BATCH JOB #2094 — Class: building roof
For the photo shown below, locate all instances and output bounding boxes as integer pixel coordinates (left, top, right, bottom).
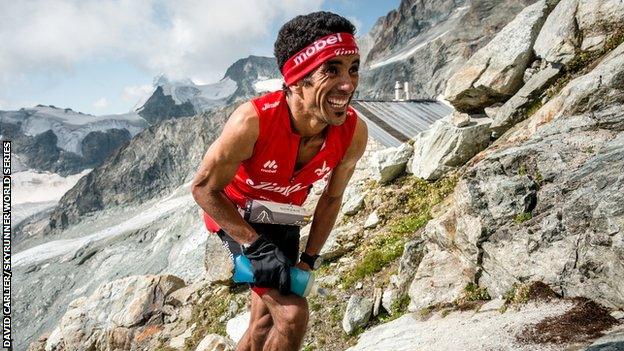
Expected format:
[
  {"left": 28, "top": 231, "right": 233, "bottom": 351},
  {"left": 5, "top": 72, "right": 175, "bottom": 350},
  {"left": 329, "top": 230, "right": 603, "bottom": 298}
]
[{"left": 351, "top": 100, "right": 453, "bottom": 147}]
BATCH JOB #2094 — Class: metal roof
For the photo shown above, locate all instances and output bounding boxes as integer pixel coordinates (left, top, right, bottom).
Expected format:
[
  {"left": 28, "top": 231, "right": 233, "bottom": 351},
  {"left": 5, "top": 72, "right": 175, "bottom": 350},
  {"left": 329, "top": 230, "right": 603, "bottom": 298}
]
[{"left": 351, "top": 100, "right": 453, "bottom": 147}]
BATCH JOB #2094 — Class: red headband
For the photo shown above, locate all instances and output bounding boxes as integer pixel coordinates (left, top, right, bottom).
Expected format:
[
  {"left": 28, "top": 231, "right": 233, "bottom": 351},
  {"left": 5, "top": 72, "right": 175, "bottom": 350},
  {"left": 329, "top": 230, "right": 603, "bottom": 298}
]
[{"left": 281, "top": 32, "right": 359, "bottom": 86}]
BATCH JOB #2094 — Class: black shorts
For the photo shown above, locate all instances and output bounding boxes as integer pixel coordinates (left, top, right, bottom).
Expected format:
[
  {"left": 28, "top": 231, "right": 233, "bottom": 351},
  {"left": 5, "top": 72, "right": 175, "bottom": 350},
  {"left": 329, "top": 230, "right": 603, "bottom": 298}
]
[{"left": 215, "top": 222, "right": 301, "bottom": 265}]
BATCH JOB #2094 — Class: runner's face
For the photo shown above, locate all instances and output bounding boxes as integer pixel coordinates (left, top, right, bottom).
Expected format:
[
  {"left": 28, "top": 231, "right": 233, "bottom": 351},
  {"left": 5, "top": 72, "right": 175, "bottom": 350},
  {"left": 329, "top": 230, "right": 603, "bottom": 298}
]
[{"left": 300, "top": 54, "right": 359, "bottom": 126}]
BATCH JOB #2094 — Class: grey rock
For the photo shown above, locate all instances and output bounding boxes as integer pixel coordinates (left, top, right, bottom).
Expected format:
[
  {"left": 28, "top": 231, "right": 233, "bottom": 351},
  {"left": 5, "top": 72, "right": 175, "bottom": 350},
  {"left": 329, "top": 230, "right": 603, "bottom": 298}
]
[
  {"left": 204, "top": 233, "right": 235, "bottom": 283},
  {"left": 444, "top": 0, "right": 550, "bottom": 112},
  {"left": 170, "top": 323, "right": 196, "bottom": 349},
  {"left": 226, "top": 311, "right": 250, "bottom": 344},
  {"left": 320, "top": 226, "right": 356, "bottom": 260},
  {"left": 451, "top": 111, "right": 471, "bottom": 127},
  {"left": 576, "top": 0, "right": 624, "bottom": 42},
  {"left": 484, "top": 104, "right": 503, "bottom": 119},
  {"left": 370, "top": 143, "right": 414, "bottom": 184},
  {"left": 410, "top": 116, "right": 491, "bottom": 180},
  {"left": 491, "top": 66, "right": 561, "bottom": 133},
  {"left": 373, "top": 288, "right": 383, "bottom": 317},
  {"left": 381, "top": 289, "right": 397, "bottom": 315},
  {"left": 582, "top": 35, "right": 607, "bottom": 51},
  {"left": 427, "top": 43, "right": 624, "bottom": 309},
  {"left": 611, "top": 311, "right": 624, "bottom": 320},
  {"left": 342, "top": 295, "right": 374, "bottom": 334},
  {"left": 533, "top": 0, "right": 580, "bottom": 64},
  {"left": 408, "top": 246, "right": 475, "bottom": 311},
  {"left": 364, "top": 211, "right": 380, "bottom": 229},
  {"left": 44, "top": 274, "right": 185, "bottom": 351},
  {"left": 343, "top": 193, "right": 365, "bottom": 216},
  {"left": 195, "top": 334, "right": 235, "bottom": 351},
  {"left": 583, "top": 327, "right": 624, "bottom": 351},
  {"left": 478, "top": 298, "right": 506, "bottom": 313}
]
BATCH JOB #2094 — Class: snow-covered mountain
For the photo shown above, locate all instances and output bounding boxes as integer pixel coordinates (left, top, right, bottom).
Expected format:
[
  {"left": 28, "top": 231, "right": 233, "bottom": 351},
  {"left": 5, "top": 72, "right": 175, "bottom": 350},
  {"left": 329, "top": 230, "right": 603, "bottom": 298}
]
[
  {"left": 1, "top": 105, "right": 148, "bottom": 176},
  {"left": 137, "top": 55, "right": 282, "bottom": 124}
]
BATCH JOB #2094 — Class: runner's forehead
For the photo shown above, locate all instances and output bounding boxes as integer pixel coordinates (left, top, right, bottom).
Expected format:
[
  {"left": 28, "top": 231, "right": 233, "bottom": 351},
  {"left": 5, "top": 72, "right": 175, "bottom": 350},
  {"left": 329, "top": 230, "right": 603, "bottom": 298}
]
[{"left": 324, "top": 54, "right": 361, "bottom": 66}]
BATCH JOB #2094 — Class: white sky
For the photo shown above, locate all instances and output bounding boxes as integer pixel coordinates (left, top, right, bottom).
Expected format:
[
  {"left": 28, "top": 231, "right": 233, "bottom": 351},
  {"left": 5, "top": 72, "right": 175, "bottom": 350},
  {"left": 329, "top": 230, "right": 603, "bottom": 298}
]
[{"left": 0, "top": 0, "right": 399, "bottom": 115}]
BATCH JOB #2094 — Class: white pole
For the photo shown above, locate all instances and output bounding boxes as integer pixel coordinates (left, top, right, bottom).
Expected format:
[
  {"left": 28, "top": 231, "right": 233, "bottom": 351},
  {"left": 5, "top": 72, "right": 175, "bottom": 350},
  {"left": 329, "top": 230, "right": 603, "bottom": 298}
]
[
  {"left": 404, "top": 82, "right": 410, "bottom": 100},
  {"left": 394, "top": 81, "right": 402, "bottom": 101}
]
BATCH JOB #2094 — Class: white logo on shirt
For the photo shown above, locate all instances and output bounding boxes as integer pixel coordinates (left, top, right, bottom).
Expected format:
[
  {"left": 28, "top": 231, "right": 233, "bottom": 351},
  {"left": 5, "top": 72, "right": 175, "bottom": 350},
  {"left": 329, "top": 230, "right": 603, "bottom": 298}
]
[
  {"left": 261, "top": 101, "right": 280, "bottom": 111},
  {"left": 261, "top": 160, "right": 278, "bottom": 173},
  {"left": 314, "top": 161, "right": 331, "bottom": 177},
  {"left": 245, "top": 179, "right": 306, "bottom": 197}
]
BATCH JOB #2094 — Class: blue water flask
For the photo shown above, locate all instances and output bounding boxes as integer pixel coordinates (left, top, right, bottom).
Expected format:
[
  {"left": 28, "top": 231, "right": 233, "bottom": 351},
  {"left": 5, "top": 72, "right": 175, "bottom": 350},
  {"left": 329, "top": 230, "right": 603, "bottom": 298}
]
[{"left": 232, "top": 254, "right": 315, "bottom": 297}]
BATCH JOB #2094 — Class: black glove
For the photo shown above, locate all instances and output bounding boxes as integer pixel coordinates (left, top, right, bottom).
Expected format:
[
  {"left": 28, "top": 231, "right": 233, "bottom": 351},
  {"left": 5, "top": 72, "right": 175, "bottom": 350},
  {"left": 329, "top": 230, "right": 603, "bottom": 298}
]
[{"left": 243, "top": 236, "right": 292, "bottom": 295}]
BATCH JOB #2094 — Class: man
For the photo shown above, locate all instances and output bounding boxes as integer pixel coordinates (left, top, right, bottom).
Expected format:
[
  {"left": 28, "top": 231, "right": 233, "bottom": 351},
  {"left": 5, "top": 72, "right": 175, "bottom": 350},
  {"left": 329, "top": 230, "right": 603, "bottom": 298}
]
[{"left": 191, "top": 11, "right": 367, "bottom": 351}]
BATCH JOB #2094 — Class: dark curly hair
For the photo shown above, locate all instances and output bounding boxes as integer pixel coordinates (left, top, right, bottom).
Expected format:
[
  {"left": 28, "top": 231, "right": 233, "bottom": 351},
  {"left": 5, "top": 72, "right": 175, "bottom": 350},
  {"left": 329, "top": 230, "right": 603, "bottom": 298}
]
[{"left": 274, "top": 11, "right": 356, "bottom": 89}]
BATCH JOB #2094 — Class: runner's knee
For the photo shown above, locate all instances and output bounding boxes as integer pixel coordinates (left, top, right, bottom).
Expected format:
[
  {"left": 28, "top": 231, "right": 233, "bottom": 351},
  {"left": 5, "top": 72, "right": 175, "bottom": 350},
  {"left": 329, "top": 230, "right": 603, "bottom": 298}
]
[{"left": 274, "top": 302, "right": 309, "bottom": 336}]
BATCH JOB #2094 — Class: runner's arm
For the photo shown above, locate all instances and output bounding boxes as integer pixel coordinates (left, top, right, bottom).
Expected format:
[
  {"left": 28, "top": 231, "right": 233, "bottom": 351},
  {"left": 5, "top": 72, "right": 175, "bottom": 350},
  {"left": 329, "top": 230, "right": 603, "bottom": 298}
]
[
  {"left": 303, "top": 117, "right": 368, "bottom": 260},
  {"left": 191, "top": 102, "right": 261, "bottom": 245}
]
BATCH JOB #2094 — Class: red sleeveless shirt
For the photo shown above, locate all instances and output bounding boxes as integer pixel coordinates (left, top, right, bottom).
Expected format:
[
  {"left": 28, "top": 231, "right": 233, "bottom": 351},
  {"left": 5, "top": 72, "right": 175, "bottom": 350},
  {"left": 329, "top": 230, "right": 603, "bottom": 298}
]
[{"left": 203, "top": 90, "right": 358, "bottom": 232}]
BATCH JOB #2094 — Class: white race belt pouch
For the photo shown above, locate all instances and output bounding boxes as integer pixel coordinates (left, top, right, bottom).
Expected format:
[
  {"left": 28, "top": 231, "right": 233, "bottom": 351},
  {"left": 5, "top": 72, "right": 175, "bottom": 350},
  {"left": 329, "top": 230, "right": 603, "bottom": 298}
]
[{"left": 243, "top": 199, "right": 312, "bottom": 226}]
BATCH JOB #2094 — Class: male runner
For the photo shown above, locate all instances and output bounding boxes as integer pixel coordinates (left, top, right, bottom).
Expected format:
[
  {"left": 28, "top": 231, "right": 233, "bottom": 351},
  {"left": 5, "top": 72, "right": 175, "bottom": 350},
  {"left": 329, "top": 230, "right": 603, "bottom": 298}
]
[{"left": 191, "top": 11, "right": 367, "bottom": 351}]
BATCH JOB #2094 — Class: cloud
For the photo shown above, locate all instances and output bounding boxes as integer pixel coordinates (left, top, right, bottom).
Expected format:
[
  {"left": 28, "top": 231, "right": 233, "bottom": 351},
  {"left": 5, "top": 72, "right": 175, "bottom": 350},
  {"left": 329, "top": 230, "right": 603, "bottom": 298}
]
[
  {"left": 347, "top": 16, "right": 363, "bottom": 35},
  {"left": 93, "top": 97, "right": 108, "bottom": 109},
  {"left": 0, "top": 0, "right": 324, "bottom": 88},
  {"left": 122, "top": 84, "right": 153, "bottom": 110}
]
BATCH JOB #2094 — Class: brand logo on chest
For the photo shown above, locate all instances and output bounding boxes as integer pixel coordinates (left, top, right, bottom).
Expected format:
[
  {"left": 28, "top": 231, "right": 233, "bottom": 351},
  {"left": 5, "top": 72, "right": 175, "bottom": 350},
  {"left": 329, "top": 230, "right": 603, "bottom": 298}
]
[
  {"left": 314, "top": 160, "right": 331, "bottom": 177},
  {"left": 261, "top": 160, "right": 278, "bottom": 173}
]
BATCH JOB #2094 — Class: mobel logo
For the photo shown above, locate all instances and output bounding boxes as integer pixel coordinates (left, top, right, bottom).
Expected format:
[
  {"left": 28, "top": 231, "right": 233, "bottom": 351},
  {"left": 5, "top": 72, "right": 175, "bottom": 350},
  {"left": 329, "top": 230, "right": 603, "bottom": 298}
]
[{"left": 293, "top": 33, "right": 344, "bottom": 66}]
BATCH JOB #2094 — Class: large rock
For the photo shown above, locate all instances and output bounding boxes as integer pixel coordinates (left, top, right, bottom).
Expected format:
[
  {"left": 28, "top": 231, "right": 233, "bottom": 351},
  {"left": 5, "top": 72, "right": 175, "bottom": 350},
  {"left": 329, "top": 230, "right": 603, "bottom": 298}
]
[
  {"left": 407, "top": 246, "right": 475, "bottom": 311},
  {"left": 408, "top": 116, "right": 491, "bottom": 180},
  {"left": 44, "top": 274, "right": 185, "bottom": 351},
  {"left": 226, "top": 311, "right": 250, "bottom": 344},
  {"left": 416, "top": 43, "right": 624, "bottom": 310},
  {"left": 491, "top": 66, "right": 561, "bottom": 133},
  {"left": 342, "top": 295, "right": 374, "bottom": 334},
  {"left": 533, "top": 0, "right": 579, "bottom": 64},
  {"left": 444, "top": 0, "right": 551, "bottom": 112},
  {"left": 346, "top": 300, "right": 580, "bottom": 351},
  {"left": 195, "top": 334, "right": 235, "bottom": 351},
  {"left": 576, "top": 0, "right": 624, "bottom": 50},
  {"left": 370, "top": 143, "right": 414, "bottom": 184},
  {"left": 203, "top": 231, "right": 235, "bottom": 283}
]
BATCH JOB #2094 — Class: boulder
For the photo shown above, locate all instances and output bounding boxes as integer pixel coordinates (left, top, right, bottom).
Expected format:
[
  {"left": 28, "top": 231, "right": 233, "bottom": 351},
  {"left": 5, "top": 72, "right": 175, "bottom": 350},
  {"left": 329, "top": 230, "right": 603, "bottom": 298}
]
[
  {"left": 444, "top": 0, "right": 551, "bottom": 112},
  {"left": 490, "top": 66, "right": 561, "bottom": 134},
  {"left": 432, "top": 43, "right": 624, "bottom": 309},
  {"left": 343, "top": 193, "right": 365, "bottom": 216},
  {"left": 169, "top": 323, "right": 196, "bottom": 349},
  {"left": 320, "top": 226, "right": 359, "bottom": 260},
  {"left": 451, "top": 111, "right": 471, "bottom": 127},
  {"left": 342, "top": 295, "right": 374, "bottom": 334},
  {"left": 370, "top": 143, "right": 414, "bottom": 184},
  {"left": 226, "top": 311, "right": 250, "bottom": 344},
  {"left": 204, "top": 231, "right": 236, "bottom": 283},
  {"left": 363, "top": 211, "right": 380, "bottom": 229},
  {"left": 407, "top": 246, "right": 475, "bottom": 311},
  {"left": 409, "top": 116, "right": 491, "bottom": 180},
  {"left": 576, "top": 0, "right": 624, "bottom": 49},
  {"left": 195, "top": 334, "right": 235, "bottom": 351},
  {"left": 533, "top": 0, "right": 580, "bottom": 64},
  {"left": 45, "top": 274, "right": 185, "bottom": 350}
]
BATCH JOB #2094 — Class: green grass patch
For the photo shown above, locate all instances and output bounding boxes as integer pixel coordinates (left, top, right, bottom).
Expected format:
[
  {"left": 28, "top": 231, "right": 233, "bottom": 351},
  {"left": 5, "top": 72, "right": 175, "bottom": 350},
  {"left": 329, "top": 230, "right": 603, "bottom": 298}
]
[
  {"left": 389, "top": 214, "right": 430, "bottom": 235},
  {"left": 515, "top": 212, "right": 533, "bottom": 224},
  {"left": 184, "top": 286, "right": 234, "bottom": 350},
  {"left": 341, "top": 233, "right": 406, "bottom": 288},
  {"left": 462, "top": 283, "right": 491, "bottom": 302}
]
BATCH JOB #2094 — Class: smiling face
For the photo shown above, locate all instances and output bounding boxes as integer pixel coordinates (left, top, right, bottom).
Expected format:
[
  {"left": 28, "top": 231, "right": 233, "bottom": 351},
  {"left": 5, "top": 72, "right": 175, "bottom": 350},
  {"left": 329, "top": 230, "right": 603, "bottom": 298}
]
[{"left": 297, "top": 54, "right": 360, "bottom": 126}]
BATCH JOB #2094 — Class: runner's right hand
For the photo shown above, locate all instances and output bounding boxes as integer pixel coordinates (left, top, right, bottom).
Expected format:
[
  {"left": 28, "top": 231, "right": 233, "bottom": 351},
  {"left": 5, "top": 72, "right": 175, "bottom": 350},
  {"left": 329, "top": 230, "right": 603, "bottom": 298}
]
[{"left": 243, "top": 236, "right": 292, "bottom": 295}]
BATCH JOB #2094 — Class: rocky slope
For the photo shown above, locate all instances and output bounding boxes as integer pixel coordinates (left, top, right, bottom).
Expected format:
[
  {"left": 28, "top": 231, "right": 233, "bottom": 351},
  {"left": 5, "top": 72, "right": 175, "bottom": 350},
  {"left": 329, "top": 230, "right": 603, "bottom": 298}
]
[{"left": 357, "top": 0, "right": 537, "bottom": 100}]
